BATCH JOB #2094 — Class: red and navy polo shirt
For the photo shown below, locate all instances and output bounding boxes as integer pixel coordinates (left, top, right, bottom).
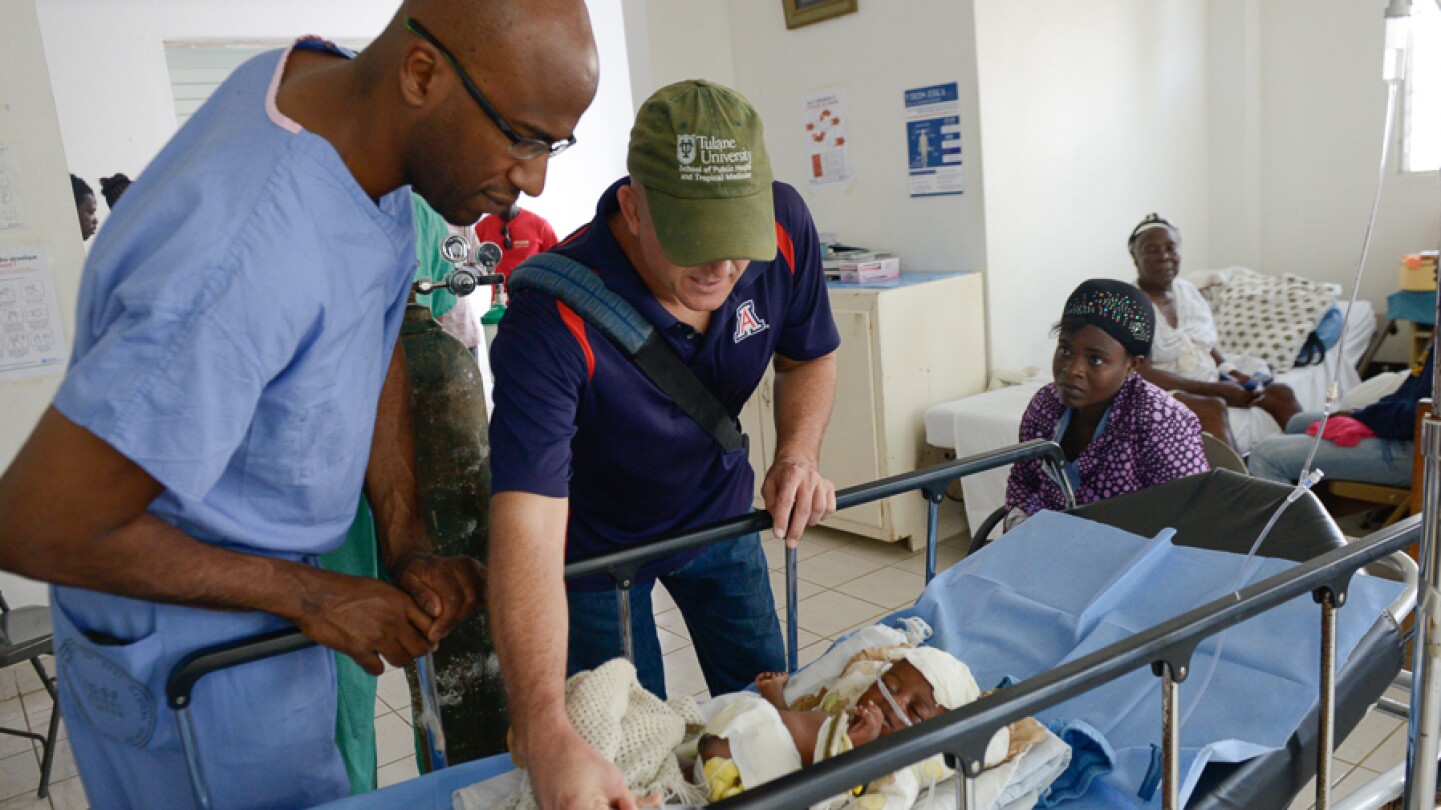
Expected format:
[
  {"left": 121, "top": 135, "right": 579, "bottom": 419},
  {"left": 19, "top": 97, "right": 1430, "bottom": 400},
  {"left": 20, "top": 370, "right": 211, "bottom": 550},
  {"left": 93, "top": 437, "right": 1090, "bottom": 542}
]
[{"left": 488, "top": 178, "right": 841, "bottom": 587}]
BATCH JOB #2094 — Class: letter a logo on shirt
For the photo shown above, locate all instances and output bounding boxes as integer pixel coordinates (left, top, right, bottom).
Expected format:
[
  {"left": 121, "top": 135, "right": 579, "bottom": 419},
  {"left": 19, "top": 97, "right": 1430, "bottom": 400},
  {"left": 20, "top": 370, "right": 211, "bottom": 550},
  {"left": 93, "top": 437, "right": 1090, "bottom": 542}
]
[{"left": 733, "top": 300, "right": 769, "bottom": 344}]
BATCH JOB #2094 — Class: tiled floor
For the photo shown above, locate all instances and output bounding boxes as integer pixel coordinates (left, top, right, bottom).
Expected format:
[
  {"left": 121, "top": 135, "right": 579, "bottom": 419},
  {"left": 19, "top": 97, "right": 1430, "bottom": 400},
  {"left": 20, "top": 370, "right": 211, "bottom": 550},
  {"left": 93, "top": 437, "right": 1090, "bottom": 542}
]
[
  {"left": 0, "top": 658, "right": 86, "bottom": 810},
  {"left": 0, "top": 525, "right": 1425, "bottom": 807}
]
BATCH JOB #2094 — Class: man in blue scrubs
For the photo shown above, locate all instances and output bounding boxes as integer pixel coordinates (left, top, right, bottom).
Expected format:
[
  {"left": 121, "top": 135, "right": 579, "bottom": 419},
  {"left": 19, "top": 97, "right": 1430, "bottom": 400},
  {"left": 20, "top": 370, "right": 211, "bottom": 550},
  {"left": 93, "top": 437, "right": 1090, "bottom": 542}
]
[
  {"left": 0, "top": 1, "right": 598, "bottom": 806},
  {"left": 488, "top": 80, "right": 841, "bottom": 810}
]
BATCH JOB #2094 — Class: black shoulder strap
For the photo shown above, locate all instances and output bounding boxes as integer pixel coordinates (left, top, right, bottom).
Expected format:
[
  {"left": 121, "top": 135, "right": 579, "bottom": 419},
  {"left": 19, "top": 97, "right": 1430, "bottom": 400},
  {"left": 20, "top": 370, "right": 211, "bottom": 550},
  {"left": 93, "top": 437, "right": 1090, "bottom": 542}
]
[
  {"left": 509, "top": 253, "right": 747, "bottom": 453},
  {"left": 1298, "top": 332, "right": 1327, "bottom": 367}
]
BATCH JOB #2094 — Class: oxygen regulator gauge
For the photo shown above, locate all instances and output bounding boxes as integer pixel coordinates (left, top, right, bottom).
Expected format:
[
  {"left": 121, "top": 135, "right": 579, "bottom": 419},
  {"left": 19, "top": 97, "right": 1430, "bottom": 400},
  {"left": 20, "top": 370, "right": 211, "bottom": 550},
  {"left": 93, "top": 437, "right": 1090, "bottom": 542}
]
[
  {"left": 473, "top": 241, "right": 503, "bottom": 271},
  {"left": 413, "top": 236, "right": 507, "bottom": 298},
  {"left": 440, "top": 234, "right": 471, "bottom": 265}
]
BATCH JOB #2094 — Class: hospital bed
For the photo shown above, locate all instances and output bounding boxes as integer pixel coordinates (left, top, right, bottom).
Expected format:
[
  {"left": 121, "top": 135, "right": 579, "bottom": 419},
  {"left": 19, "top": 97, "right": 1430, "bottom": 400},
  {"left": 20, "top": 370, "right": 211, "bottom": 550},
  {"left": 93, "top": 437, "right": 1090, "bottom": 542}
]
[
  {"left": 926, "top": 299, "right": 1378, "bottom": 531},
  {"left": 164, "top": 440, "right": 1419, "bottom": 809}
]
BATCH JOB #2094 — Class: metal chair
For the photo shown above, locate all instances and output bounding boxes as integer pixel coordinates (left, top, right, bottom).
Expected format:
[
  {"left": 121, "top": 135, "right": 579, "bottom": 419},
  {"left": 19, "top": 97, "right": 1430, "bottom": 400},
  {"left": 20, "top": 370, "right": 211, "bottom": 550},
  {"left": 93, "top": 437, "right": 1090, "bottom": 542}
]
[
  {"left": 0, "top": 592, "right": 60, "bottom": 799},
  {"left": 1201, "top": 431, "right": 1250, "bottom": 475},
  {"left": 967, "top": 505, "right": 1008, "bottom": 555}
]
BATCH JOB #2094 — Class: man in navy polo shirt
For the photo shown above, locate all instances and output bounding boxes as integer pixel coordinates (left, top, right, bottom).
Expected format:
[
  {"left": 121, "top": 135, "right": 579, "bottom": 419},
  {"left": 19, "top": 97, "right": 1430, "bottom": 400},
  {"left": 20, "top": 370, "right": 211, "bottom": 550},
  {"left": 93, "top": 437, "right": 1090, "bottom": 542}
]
[{"left": 488, "top": 80, "right": 840, "bottom": 808}]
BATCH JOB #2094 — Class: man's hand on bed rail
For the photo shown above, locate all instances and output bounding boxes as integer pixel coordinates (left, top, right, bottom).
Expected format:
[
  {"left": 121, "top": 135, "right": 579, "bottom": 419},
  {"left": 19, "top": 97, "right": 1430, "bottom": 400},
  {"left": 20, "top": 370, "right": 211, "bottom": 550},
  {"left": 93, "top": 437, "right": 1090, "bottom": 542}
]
[
  {"left": 762, "top": 456, "right": 837, "bottom": 547},
  {"left": 767, "top": 352, "right": 837, "bottom": 546}
]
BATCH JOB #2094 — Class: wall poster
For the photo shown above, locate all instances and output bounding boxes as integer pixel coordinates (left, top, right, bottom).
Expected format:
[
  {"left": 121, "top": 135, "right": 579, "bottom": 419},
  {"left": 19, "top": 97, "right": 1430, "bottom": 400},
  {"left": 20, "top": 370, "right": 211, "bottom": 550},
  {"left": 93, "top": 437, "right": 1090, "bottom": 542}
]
[
  {"left": 905, "top": 82, "right": 964, "bottom": 197},
  {"left": 0, "top": 245, "right": 67, "bottom": 381},
  {"left": 801, "top": 87, "right": 851, "bottom": 190}
]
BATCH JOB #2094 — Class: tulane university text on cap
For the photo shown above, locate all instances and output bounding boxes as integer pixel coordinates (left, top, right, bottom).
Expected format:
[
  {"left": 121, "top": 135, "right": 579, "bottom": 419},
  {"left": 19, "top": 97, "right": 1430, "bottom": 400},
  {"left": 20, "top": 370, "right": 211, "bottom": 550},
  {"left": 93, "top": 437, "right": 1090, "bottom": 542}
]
[{"left": 627, "top": 79, "right": 776, "bottom": 266}]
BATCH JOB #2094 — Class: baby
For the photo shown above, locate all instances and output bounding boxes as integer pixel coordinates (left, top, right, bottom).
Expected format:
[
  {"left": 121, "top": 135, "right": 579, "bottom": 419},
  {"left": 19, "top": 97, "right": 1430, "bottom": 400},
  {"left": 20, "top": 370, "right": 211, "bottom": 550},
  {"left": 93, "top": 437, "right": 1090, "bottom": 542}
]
[{"left": 696, "top": 646, "right": 998, "bottom": 802}]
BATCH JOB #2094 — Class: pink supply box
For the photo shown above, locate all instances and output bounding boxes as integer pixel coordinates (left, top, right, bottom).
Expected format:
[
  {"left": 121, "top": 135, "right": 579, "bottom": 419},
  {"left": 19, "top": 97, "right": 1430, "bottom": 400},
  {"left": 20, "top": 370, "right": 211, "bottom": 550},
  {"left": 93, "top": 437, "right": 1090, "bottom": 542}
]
[{"left": 838, "top": 255, "right": 900, "bottom": 283}]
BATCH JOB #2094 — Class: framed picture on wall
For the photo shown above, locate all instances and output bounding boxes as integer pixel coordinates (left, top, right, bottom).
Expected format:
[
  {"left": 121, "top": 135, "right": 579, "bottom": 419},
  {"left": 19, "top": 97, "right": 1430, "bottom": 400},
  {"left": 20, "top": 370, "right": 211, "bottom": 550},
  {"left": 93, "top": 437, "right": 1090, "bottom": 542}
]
[{"left": 783, "top": 0, "right": 857, "bottom": 30}]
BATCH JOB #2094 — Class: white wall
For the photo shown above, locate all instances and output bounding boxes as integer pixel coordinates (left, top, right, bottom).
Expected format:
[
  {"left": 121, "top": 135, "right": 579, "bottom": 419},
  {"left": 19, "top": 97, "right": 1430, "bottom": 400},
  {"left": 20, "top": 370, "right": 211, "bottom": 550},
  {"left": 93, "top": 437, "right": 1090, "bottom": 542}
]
[
  {"left": 629, "top": 3, "right": 1427, "bottom": 375},
  {"left": 37, "top": 0, "right": 633, "bottom": 238},
  {"left": 623, "top": 0, "right": 984, "bottom": 284},
  {"left": 631, "top": 1, "right": 1215, "bottom": 373},
  {"left": 0, "top": 0, "right": 89, "bottom": 607},
  {"left": 1206, "top": 0, "right": 1264, "bottom": 270},
  {"left": 541, "top": 0, "right": 635, "bottom": 234},
  {"left": 620, "top": 0, "right": 736, "bottom": 108},
  {"left": 719, "top": 0, "right": 987, "bottom": 281},
  {"left": 975, "top": 0, "right": 1212, "bottom": 370},
  {"left": 1210, "top": 0, "right": 1440, "bottom": 363}
]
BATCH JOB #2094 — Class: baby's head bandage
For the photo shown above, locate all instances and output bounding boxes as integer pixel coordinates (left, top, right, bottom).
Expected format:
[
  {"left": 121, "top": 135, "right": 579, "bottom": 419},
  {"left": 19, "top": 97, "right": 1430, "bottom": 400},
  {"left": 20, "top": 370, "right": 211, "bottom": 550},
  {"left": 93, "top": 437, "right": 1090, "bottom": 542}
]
[{"left": 894, "top": 647, "right": 980, "bottom": 711}]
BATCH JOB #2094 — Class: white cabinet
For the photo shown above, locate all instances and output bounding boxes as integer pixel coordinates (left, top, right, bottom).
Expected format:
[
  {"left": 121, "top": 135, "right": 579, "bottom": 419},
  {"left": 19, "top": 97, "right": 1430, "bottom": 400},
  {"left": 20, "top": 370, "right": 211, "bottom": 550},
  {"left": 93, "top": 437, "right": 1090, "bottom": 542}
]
[{"left": 741, "top": 271, "right": 987, "bottom": 548}]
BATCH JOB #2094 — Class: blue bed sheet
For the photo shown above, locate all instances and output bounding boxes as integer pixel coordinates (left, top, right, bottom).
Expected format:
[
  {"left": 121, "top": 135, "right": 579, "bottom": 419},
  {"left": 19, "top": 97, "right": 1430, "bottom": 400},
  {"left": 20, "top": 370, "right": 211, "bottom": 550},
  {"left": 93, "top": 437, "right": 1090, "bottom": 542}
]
[
  {"left": 314, "top": 753, "right": 514, "bottom": 809},
  {"left": 890, "top": 510, "right": 1402, "bottom": 807},
  {"left": 322, "top": 510, "right": 1401, "bottom": 809}
]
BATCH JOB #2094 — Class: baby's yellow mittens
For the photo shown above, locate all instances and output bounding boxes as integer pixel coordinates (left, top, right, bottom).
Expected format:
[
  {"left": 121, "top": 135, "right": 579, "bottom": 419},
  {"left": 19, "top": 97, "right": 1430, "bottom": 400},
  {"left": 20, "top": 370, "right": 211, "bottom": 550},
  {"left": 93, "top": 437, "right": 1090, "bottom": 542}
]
[{"left": 703, "top": 757, "right": 744, "bottom": 801}]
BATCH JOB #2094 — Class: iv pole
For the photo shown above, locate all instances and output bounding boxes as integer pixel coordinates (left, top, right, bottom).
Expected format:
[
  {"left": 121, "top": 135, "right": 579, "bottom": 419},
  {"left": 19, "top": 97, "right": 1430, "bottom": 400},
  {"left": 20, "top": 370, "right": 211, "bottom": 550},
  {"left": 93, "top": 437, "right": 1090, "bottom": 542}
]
[{"left": 1403, "top": 0, "right": 1441, "bottom": 800}]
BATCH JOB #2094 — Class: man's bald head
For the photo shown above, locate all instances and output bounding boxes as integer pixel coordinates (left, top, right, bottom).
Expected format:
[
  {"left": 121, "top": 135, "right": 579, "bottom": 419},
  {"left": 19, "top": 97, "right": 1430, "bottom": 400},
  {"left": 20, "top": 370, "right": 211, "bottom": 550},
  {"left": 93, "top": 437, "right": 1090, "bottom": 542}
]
[
  {"left": 361, "top": 0, "right": 600, "bottom": 224},
  {"left": 396, "top": 0, "right": 597, "bottom": 92}
]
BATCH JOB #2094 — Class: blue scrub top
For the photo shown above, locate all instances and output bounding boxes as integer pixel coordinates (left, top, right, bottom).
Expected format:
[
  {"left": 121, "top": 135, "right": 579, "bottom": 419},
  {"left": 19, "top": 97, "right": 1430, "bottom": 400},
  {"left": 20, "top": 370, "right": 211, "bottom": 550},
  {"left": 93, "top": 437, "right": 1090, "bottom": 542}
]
[{"left": 54, "top": 41, "right": 415, "bottom": 570}]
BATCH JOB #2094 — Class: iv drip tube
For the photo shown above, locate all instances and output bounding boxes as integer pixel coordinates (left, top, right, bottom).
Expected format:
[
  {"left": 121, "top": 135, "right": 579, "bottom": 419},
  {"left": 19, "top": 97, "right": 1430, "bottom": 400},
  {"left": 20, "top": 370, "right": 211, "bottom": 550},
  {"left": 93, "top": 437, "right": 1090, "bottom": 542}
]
[{"left": 1178, "top": 15, "right": 1409, "bottom": 737}]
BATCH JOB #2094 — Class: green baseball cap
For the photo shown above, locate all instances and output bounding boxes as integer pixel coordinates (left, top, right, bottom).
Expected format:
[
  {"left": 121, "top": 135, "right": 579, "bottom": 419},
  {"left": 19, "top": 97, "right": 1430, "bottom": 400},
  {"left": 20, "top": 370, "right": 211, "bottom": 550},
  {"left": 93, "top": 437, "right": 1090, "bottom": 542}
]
[{"left": 627, "top": 80, "right": 776, "bottom": 266}]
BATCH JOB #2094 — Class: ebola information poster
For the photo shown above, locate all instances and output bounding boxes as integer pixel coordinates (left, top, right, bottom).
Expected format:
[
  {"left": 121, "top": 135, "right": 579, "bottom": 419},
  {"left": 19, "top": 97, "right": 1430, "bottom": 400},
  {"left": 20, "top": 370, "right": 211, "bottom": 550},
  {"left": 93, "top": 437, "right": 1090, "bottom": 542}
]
[
  {"left": 905, "top": 82, "right": 964, "bottom": 197},
  {"left": 801, "top": 88, "right": 851, "bottom": 190},
  {"left": 0, "top": 245, "right": 67, "bottom": 381}
]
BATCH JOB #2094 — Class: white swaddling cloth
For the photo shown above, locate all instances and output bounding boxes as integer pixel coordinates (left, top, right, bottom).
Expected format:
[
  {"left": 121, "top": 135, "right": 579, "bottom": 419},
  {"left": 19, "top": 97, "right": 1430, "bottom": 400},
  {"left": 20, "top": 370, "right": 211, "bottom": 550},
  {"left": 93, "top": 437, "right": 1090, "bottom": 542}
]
[
  {"left": 455, "top": 658, "right": 705, "bottom": 810},
  {"left": 456, "top": 620, "right": 1068, "bottom": 809},
  {"left": 700, "top": 692, "right": 804, "bottom": 790}
]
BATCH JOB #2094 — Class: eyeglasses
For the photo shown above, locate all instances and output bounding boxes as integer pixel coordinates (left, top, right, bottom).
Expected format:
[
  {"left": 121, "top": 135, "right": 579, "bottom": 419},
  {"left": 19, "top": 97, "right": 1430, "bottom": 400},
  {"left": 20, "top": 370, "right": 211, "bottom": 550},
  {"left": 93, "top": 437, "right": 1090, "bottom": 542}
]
[{"left": 405, "top": 18, "right": 576, "bottom": 160}]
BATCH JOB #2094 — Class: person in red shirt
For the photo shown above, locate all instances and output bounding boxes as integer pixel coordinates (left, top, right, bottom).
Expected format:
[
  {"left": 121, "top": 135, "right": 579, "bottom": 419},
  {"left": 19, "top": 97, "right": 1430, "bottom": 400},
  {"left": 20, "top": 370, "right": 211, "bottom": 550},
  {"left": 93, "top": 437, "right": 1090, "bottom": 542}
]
[{"left": 474, "top": 203, "right": 559, "bottom": 284}]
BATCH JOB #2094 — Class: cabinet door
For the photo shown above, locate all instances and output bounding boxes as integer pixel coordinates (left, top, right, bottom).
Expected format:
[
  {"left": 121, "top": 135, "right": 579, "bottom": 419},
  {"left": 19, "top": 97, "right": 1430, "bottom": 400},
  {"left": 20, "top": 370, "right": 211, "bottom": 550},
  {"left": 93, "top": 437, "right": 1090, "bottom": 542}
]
[{"left": 819, "top": 308, "right": 888, "bottom": 535}]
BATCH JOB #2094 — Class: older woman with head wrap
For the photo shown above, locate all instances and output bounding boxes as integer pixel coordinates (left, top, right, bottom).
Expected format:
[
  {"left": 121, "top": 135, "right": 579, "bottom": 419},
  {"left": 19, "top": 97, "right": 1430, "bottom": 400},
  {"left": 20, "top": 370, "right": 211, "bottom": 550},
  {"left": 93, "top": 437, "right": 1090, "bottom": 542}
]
[
  {"left": 1005, "top": 279, "right": 1209, "bottom": 524},
  {"left": 1128, "top": 213, "right": 1302, "bottom": 449}
]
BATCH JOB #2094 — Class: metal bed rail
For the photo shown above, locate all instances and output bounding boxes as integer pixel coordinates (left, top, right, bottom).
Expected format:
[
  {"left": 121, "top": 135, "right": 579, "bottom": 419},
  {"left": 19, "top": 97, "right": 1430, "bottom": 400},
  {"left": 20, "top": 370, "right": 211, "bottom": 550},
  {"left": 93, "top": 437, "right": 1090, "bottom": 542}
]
[
  {"left": 1329, "top": 553, "right": 1422, "bottom": 807},
  {"left": 163, "top": 439, "right": 1073, "bottom": 807},
  {"left": 563, "top": 438, "right": 1073, "bottom": 671},
  {"left": 708, "top": 515, "right": 1423, "bottom": 810}
]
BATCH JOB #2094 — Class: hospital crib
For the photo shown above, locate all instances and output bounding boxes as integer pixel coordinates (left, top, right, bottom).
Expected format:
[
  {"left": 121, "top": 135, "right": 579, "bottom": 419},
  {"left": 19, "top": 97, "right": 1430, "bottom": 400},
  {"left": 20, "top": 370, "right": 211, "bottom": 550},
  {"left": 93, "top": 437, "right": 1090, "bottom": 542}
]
[{"left": 164, "top": 440, "right": 1423, "bottom": 809}]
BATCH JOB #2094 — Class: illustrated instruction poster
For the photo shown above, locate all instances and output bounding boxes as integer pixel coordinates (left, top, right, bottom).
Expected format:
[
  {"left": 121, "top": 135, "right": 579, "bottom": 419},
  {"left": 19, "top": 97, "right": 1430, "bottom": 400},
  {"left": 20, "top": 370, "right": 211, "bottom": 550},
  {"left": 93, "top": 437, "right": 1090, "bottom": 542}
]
[
  {"left": 905, "top": 82, "right": 964, "bottom": 197},
  {"left": 801, "top": 88, "right": 851, "bottom": 190},
  {"left": 0, "top": 245, "right": 67, "bottom": 381}
]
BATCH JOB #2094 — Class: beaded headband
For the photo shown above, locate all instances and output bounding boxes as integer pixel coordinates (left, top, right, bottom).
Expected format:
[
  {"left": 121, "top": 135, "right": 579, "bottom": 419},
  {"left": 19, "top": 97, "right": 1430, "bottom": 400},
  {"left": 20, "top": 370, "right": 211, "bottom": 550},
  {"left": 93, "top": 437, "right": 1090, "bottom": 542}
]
[{"left": 1061, "top": 279, "right": 1155, "bottom": 357}]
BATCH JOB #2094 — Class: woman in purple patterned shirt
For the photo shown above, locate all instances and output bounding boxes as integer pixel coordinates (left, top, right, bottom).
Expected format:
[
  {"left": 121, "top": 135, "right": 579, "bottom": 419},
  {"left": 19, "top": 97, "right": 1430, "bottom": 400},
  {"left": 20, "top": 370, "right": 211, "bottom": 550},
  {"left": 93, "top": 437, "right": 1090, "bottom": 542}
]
[{"left": 1005, "top": 279, "right": 1210, "bottom": 524}]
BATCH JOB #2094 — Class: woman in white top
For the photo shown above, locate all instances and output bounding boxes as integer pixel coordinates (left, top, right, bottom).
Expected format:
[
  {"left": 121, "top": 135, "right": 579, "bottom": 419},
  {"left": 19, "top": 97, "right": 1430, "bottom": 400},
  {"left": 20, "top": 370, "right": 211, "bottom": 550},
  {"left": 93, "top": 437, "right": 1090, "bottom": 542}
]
[{"left": 1130, "top": 214, "right": 1301, "bottom": 450}]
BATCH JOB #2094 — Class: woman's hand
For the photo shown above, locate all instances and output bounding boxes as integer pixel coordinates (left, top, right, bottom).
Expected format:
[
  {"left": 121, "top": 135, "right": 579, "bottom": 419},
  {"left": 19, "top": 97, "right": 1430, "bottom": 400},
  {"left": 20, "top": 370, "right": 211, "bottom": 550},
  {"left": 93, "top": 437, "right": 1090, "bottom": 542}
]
[
  {"left": 1228, "top": 371, "right": 1251, "bottom": 386},
  {"left": 1213, "top": 382, "right": 1262, "bottom": 408}
]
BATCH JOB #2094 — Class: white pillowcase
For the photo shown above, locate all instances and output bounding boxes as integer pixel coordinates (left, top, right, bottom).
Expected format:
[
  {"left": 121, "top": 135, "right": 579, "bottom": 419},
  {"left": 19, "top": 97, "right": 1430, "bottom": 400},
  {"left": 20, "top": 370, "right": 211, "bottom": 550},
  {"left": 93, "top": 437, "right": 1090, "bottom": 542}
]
[{"left": 1203, "top": 267, "right": 1338, "bottom": 375}]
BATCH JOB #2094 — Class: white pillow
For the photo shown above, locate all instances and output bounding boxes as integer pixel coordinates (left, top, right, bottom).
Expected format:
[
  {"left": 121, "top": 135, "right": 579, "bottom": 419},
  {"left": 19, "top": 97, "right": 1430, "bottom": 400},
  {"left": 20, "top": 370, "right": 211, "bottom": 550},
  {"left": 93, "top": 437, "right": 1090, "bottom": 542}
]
[
  {"left": 1339, "top": 370, "right": 1407, "bottom": 411},
  {"left": 1209, "top": 268, "right": 1338, "bottom": 375}
]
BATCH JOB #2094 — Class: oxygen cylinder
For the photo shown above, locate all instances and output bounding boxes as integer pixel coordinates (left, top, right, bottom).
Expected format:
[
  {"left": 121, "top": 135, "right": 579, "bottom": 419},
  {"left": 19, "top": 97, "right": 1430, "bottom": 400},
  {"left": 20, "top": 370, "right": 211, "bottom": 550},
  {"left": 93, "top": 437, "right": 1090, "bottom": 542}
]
[
  {"left": 400, "top": 295, "right": 507, "bottom": 765},
  {"left": 482, "top": 286, "right": 507, "bottom": 347}
]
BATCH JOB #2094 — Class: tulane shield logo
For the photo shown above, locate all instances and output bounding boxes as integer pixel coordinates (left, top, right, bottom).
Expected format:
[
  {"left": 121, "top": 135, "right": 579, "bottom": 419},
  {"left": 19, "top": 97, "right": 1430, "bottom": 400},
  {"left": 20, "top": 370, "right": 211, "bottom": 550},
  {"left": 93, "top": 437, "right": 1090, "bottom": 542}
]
[{"left": 677, "top": 134, "right": 697, "bottom": 165}]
